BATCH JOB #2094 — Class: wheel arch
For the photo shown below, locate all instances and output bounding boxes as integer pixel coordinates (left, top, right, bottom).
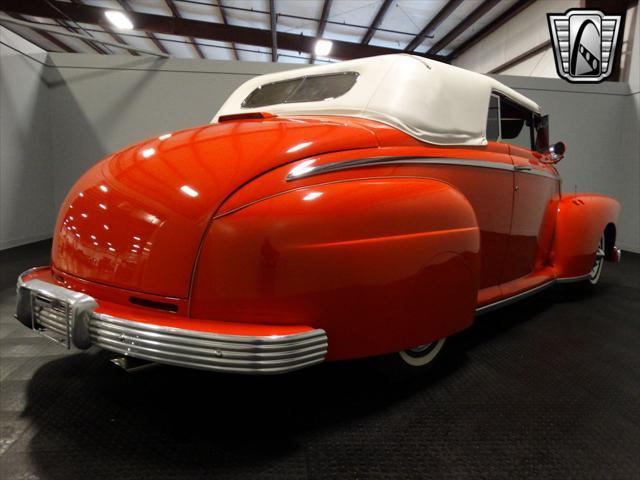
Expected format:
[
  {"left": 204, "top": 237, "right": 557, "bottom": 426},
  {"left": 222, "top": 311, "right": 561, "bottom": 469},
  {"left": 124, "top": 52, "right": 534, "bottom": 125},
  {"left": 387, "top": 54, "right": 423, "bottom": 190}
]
[
  {"left": 191, "top": 175, "right": 482, "bottom": 361},
  {"left": 553, "top": 194, "right": 620, "bottom": 279},
  {"left": 604, "top": 222, "right": 617, "bottom": 257}
]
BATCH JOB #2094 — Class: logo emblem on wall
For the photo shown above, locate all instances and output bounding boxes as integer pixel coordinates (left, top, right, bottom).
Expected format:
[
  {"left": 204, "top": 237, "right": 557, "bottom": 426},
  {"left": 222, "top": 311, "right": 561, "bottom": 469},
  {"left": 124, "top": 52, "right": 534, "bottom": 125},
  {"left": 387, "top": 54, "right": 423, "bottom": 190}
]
[{"left": 547, "top": 9, "right": 621, "bottom": 83}]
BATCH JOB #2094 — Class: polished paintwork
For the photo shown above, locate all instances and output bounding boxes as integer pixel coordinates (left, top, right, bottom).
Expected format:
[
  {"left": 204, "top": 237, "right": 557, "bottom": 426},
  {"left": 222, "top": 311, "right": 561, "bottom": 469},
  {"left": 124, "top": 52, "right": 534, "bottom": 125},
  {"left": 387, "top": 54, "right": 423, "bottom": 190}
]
[
  {"left": 192, "top": 178, "right": 480, "bottom": 360},
  {"left": 52, "top": 117, "right": 378, "bottom": 298},
  {"left": 46, "top": 115, "right": 620, "bottom": 362},
  {"left": 553, "top": 194, "right": 621, "bottom": 278}
]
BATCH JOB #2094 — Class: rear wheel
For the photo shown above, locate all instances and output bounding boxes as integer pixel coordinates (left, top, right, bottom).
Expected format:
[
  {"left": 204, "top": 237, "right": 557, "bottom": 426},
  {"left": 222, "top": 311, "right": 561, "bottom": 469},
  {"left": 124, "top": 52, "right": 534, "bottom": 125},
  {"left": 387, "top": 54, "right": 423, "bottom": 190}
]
[{"left": 399, "top": 338, "right": 447, "bottom": 367}]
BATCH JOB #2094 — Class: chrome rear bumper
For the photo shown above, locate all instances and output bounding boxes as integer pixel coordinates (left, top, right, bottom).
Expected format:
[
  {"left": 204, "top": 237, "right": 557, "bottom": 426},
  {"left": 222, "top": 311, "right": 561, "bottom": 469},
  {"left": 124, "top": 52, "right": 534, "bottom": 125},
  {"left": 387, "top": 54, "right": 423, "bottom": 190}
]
[{"left": 16, "top": 270, "right": 328, "bottom": 374}]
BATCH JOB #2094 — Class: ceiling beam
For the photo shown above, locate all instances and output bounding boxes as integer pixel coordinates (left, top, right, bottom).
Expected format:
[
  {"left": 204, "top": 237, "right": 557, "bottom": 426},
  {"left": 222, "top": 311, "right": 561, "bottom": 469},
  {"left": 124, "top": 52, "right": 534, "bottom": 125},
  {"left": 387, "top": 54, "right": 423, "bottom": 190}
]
[
  {"left": 269, "top": 0, "right": 277, "bottom": 61},
  {"left": 361, "top": 0, "right": 393, "bottom": 45},
  {"left": 218, "top": 0, "right": 238, "bottom": 60},
  {"left": 405, "top": 0, "right": 464, "bottom": 52},
  {"left": 55, "top": 18, "right": 108, "bottom": 54},
  {"left": 427, "top": 0, "right": 500, "bottom": 55},
  {"left": 489, "top": 40, "right": 550, "bottom": 74},
  {"left": 165, "top": 0, "right": 204, "bottom": 59},
  {"left": 7, "top": 12, "right": 75, "bottom": 52},
  {"left": 117, "top": 0, "right": 169, "bottom": 55},
  {"left": 448, "top": 0, "right": 536, "bottom": 60},
  {"left": 310, "top": 0, "right": 333, "bottom": 63},
  {"left": 73, "top": 0, "right": 138, "bottom": 55},
  {"left": 37, "top": 0, "right": 109, "bottom": 53},
  {"left": 0, "top": 0, "right": 447, "bottom": 62},
  {"left": 31, "top": 26, "right": 75, "bottom": 52},
  {"left": 0, "top": 16, "right": 169, "bottom": 56}
]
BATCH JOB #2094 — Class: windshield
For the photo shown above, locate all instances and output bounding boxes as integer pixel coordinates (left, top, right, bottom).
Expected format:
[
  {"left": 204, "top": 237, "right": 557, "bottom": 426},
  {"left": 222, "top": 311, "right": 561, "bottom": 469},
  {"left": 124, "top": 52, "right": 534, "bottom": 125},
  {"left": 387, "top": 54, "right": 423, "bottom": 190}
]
[{"left": 241, "top": 72, "right": 359, "bottom": 109}]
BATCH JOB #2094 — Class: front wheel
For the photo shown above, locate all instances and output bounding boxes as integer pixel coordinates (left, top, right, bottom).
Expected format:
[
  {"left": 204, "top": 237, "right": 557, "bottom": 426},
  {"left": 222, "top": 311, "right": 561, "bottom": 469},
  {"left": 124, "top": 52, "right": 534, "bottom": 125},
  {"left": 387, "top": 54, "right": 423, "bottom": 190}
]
[{"left": 588, "top": 234, "right": 606, "bottom": 285}]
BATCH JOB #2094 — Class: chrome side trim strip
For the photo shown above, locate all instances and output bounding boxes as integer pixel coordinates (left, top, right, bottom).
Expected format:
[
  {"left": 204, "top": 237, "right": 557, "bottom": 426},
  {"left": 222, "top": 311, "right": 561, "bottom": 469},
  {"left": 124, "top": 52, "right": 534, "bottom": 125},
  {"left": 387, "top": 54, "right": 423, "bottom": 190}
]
[
  {"left": 475, "top": 280, "right": 556, "bottom": 315},
  {"left": 516, "top": 167, "right": 560, "bottom": 180},
  {"left": 286, "top": 156, "right": 559, "bottom": 181},
  {"left": 556, "top": 274, "right": 591, "bottom": 283}
]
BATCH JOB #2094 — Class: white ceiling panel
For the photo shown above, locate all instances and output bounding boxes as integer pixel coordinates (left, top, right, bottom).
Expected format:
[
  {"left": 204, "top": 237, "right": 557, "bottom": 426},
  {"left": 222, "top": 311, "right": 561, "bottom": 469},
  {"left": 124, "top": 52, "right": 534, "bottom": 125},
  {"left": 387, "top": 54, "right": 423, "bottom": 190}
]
[
  {"left": 173, "top": 0, "right": 224, "bottom": 23},
  {"left": 222, "top": 0, "right": 270, "bottom": 30},
  {"left": 234, "top": 42, "right": 271, "bottom": 62},
  {"left": 0, "top": 0, "right": 534, "bottom": 64},
  {"left": 446, "top": 0, "right": 518, "bottom": 54},
  {"left": 124, "top": 0, "right": 173, "bottom": 17},
  {"left": 198, "top": 41, "right": 236, "bottom": 61},
  {"left": 276, "top": 0, "right": 322, "bottom": 36},
  {"left": 323, "top": 0, "right": 379, "bottom": 43},
  {"left": 153, "top": 32, "right": 200, "bottom": 58},
  {"left": 21, "top": 15, "right": 98, "bottom": 53},
  {"left": 277, "top": 48, "right": 311, "bottom": 64}
]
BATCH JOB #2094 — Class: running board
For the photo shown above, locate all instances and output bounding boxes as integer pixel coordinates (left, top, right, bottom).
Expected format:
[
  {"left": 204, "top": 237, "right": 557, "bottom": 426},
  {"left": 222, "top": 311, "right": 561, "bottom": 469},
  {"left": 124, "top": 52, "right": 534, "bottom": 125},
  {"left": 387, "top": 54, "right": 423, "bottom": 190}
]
[{"left": 475, "top": 280, "right": 556, "bottom": 316}]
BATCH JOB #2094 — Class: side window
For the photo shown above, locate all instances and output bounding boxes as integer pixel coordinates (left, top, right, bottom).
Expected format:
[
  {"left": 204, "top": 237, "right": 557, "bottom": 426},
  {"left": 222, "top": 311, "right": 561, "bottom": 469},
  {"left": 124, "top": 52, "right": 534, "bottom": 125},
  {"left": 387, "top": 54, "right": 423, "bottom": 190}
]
[
  {"left": 499, "top": 97, "right": 534, "bottom": 150},
  {"left": 533, "top": 114, "right": 549, "bottom": 152},
  {"left": 486, "top": 95, "right": 500, "bottom": 141}
]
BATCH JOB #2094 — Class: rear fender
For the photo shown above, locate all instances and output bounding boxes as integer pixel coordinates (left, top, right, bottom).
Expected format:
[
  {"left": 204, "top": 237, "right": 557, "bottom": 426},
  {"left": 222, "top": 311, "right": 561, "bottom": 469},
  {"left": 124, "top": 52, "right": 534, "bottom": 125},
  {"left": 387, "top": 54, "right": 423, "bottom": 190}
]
[
  {"left": 191, "top": 177, "right": 481, "bottom": 361},
  {"left": 553, "top": 194, "right": 620, "bottom": 279}
]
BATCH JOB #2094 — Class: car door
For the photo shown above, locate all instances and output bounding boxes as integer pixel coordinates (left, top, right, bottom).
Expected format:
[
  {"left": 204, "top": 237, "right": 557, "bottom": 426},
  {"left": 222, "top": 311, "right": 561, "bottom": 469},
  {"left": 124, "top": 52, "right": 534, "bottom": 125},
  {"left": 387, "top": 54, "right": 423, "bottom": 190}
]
[{"left": 498, "top": 97, "right": 560, "bottom": 294}]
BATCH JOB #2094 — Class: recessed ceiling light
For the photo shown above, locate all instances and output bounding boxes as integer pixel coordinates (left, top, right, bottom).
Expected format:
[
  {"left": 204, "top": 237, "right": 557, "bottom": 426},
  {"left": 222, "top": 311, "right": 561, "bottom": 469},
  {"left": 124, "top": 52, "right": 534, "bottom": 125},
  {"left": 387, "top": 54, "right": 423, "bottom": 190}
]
[
  {"left": 314, "top": 39, "right": 333, "bottom": 57},
  {"left": 105, "top": 10, "right": 133, "bottom": 30}
]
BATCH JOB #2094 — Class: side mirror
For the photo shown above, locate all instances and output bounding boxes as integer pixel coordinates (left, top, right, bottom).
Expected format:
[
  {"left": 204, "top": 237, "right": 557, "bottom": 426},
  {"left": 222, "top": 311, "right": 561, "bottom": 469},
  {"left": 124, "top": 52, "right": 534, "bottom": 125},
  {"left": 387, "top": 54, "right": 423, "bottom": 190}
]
[{"left": 543, "top": 141, "right": 566, "bottom": 164}]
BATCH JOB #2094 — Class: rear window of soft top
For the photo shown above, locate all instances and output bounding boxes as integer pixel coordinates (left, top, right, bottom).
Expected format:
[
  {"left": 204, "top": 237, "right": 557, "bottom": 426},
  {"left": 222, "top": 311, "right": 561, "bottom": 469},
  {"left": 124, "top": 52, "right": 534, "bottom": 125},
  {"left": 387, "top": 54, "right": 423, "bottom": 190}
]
[{"left": 241, "top": 72, "right": 359, "bottom": 109}]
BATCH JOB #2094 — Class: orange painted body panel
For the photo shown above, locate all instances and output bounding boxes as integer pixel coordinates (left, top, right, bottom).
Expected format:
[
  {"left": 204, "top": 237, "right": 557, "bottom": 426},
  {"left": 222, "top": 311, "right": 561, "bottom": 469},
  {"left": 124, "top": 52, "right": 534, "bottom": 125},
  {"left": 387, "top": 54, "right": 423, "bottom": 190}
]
[
  {"left": 191, "top": 178, "right": 480, "bottom": 360},
  {"left": 21, "top": 268, "right": 313, "bottom": 337},
  {"left": 501, "top": 145, "right": 560, "bottom": 297},
  {"left": 552, "top": 194, "right": 620, "bottom": 278},
  {"left": 40, "top": 115, "right": 620, "bottom": 362},
  {"left": 52, "top": 117, "right": 378, "bottom": 298}
]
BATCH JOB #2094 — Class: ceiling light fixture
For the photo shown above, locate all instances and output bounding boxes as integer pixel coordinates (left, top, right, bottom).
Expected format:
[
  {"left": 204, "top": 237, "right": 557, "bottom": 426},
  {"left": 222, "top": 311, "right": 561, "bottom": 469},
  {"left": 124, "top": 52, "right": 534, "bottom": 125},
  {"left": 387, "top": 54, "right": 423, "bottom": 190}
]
[
  {"left": 314, "top": 39, "right": 333, "bottom": 57},
  {"left": 105, "top": 10, "right": 134, "bottom": 30}
]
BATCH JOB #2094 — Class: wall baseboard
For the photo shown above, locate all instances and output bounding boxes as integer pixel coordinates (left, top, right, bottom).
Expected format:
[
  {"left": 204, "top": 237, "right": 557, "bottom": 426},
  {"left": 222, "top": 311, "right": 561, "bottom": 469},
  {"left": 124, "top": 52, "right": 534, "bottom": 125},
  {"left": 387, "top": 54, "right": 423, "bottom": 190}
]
[
  {"left": 0, "top": 233, "right": 53, "bottom": 251},
  {"left": 619, "top": 243, "right": 640, "bottom": 254}
]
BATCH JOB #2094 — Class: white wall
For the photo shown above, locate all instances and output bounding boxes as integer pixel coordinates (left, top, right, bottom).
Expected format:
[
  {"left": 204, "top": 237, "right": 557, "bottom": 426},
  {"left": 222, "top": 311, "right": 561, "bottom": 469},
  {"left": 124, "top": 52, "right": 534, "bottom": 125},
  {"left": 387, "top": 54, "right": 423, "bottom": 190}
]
[
  {"left": 493, "top": 75, "right": 639, "bottom": 252},
  {"left": 43, "top": 54, "right": 296, "bottom": 208},
  {"left": 0, "top": 27, "right": 54, "bottom": 250},
  {"left": 0, "top": 46, "right": 638, "bottom": 252},
  {"left": 453, "top": 0, "right": 639, "bottom": 82}
]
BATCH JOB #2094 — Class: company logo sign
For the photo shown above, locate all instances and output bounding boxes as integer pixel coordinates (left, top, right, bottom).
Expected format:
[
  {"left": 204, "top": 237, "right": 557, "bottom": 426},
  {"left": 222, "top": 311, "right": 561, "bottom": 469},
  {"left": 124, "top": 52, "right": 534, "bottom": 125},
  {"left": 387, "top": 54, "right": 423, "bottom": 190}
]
[{"left": 547, "top": 9, "right": 621, "bottom": 83}]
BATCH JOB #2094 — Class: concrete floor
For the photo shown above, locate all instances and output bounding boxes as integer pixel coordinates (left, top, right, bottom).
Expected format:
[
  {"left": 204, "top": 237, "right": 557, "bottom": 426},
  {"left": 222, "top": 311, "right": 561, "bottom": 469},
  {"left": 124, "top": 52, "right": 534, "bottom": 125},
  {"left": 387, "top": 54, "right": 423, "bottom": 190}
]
[{"left": 1, "top": 240, "right": 639, "bottom": 479}]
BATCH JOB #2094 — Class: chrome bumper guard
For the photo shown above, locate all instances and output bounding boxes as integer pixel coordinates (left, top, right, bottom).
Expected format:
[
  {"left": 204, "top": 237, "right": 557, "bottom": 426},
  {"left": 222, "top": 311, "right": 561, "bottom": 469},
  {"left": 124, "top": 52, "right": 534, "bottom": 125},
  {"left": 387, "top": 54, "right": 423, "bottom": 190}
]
[{"left": 16, "top": 270, "right": 328, "bottom": 374}]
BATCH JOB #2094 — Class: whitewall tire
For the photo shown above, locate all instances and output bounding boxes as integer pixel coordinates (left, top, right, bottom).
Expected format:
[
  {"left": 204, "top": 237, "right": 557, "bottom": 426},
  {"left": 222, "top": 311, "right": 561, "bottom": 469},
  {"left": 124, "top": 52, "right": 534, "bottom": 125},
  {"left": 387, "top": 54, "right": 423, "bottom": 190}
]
[
  {"left": 399, "top": 338, "right": 447, "bottom": 367},
  {"left": 588, "top": 234, "right": 606, "bottom": 285}
]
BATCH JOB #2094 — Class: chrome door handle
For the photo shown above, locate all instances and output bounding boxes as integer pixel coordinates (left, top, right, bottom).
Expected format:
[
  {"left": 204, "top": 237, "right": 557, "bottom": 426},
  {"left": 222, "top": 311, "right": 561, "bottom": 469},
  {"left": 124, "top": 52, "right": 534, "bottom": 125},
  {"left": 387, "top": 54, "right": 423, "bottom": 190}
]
[{"left": 514, "top": 165, "right": 532, "bottom": 171}]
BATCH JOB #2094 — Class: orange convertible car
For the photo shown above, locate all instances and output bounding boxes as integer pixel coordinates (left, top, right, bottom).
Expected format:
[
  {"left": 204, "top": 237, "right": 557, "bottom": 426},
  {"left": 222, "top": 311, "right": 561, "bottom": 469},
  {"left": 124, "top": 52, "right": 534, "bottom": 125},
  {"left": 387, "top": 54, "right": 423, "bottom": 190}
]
[{"left": 16, "top": 54, "right": 621, "bottom": 373}]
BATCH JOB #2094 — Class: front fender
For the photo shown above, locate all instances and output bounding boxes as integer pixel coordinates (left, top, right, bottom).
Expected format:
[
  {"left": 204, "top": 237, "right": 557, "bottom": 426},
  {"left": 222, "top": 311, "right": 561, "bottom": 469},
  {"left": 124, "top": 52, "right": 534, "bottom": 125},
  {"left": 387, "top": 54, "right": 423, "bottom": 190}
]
[
  {"left": 190, "top": 177, "right": 481, "bottom": 361},
  {"left": 553, "top": 193, "right": 620, "bottom": 279}
]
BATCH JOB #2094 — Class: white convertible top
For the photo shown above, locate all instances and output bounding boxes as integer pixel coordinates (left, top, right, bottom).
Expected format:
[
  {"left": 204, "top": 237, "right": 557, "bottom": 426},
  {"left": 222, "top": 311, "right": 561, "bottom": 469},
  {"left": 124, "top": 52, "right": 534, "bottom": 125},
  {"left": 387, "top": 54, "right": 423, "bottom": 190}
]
[{"left": 212, "top": 54, "right": 541, "bottom": 146}]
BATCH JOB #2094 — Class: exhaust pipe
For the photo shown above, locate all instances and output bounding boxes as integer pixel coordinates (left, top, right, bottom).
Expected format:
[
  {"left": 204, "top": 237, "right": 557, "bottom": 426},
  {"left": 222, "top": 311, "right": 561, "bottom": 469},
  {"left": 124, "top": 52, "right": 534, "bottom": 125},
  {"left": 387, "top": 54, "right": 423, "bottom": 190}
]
[{"left": 110, "top": 356, "right": 159, "bottom": 373}]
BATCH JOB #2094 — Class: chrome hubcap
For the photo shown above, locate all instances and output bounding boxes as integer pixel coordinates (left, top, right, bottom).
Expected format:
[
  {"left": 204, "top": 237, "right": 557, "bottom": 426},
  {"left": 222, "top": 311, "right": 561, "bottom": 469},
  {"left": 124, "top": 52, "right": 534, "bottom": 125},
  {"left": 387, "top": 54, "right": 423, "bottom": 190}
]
[
  {"left": 590, "top": 236, "right": 605, "bottom": 280},
  {"left": 405, "top": 341, "right": 438, "bottom": 358}
]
